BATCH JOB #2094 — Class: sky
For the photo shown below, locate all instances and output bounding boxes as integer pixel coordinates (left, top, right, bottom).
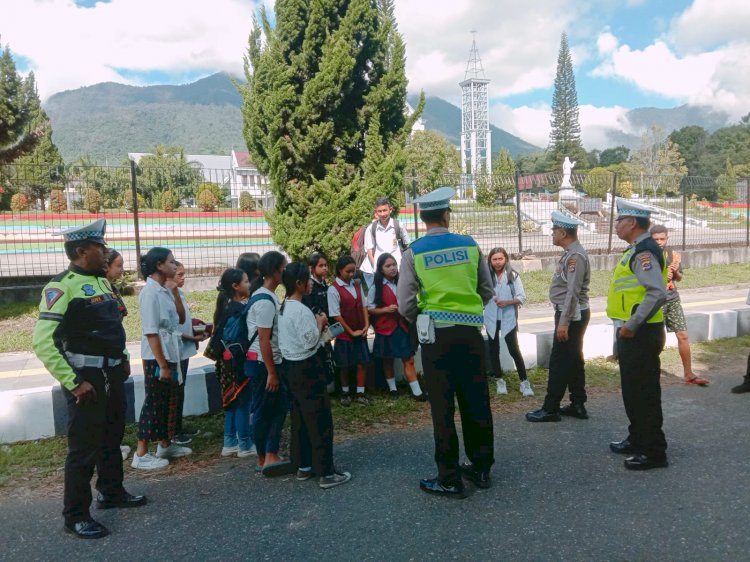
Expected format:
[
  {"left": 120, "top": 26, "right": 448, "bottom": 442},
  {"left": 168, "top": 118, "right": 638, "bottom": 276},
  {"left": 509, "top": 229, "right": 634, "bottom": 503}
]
[{"left": 2, "top": 0, "right": 749, "bottom": 150}]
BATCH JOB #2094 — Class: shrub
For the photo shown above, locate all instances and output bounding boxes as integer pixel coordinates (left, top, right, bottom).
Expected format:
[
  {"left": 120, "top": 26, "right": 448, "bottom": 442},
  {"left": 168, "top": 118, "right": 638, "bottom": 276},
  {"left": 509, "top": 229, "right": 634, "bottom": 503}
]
[
  {"left": 162, "top": 190, "right": 177, "bottom": 212},
  {"left": 582, "top": 168, "right": 612, "bottom": 199},
  {"left": 475, "top": 176, "right": 496, "bottom": 207},
  {"left": 123, "top": 190, "right": 146, "bottom": 211},
  {"left": 84, "top": 189, "right": 102, "bottom": 213},
  {"left": 196, "top": 182, "right": 226, "bottom": 207},
  {"left": 49, "top": 189, "right": 67, "bottom": 212},
  {"left": 10, "top": 192, "right": 29, "bottom": 212},
  {"left": 197, "top": 189, "right": 218, "bottom": 212},
  {"left": 239, "top": 191, "right": 255, "bottom": 212}
]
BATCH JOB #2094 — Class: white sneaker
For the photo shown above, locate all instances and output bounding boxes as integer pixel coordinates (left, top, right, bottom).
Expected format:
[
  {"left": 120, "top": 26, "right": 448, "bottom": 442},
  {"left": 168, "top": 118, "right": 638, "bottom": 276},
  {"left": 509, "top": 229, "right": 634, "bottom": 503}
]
[
  {"left": 520, "top": 379, "right": 535, "bottom": 397},
  {"left": 496, "top": 379, "right": 508, "bottom": 395},
  {"left": 237, "top": 445, "right": 257, "bottom": 458},
  {"left": 120, "top": 445, "right": 131, "bottom": 461},
  {"left": 156, "top": 443, "right": 193, "bottom": 459},
  {"left": 131, "top": 452, "right": 169, "bottom": 470},
  {"left": 221, "top": 445, "right": 240, "bottom": 457}
]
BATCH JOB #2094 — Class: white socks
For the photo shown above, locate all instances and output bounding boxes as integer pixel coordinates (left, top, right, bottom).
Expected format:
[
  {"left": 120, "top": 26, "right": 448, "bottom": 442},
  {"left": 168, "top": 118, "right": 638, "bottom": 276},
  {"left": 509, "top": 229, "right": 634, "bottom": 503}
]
[
  {"left": 409, "top": 380, "right": 423, "bottom": 396},
  {"left": 356, "top": 386, "right": 365, "bottom": 394},
  {"left": 386, "top": 378, "right": 397, "bottom": 391},
  {"left": 341, "top": 385, "right": 350, "bottom": 395}
]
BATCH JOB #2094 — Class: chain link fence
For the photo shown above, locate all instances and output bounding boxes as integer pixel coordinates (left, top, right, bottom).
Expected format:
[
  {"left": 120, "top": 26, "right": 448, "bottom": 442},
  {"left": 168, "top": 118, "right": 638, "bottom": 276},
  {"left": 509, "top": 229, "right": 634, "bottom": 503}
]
[{"left": 1, "top": 162, "right": 748, "bottom": 286}]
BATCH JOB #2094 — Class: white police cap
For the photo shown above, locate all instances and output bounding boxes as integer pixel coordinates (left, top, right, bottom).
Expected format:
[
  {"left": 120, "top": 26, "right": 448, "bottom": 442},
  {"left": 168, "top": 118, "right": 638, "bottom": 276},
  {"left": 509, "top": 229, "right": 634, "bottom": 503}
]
[
  {"left": 616, "top": 199, "right": 652, "bottom": 219},
  {"left": 551, "top": 211, "right": 585, "bottom": 229},
  {"left": 413, "top": 186, "right": 455, "bottom": 210},
  {"left": 53, "top": 218, "right": 107, "bottom": 245}
]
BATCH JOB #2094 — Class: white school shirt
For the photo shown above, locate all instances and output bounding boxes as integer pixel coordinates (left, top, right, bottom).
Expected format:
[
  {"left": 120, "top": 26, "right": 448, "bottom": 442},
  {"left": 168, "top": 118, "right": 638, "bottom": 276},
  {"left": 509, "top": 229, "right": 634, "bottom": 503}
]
[
  {"left": 139, "top": 277, "right": 182, "bottom": 365},
  {"left": 278, "top": 299, "right": 322, "bottom": 361},
  {"left": 366, "top": 279, "right": 399, "bottom": 309},
  {"left": 483, "top": 270, "right": 527, "bottom": 338},
  {"left": 326, "top": 278, "right": 366, "bottom": 317},
  {"left": 360, "top": 218, "right": 411, "bottom": 273},
  {"left": 245, "top": 287, "right": 282, "bottom": 365}
]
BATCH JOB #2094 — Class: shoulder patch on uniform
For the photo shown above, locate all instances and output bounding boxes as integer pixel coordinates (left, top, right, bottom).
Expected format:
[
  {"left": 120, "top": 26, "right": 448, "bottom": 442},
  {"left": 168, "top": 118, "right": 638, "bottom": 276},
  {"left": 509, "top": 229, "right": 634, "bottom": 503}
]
[
  {"left": 567, "top": 258, "right": 577, "bottom": 273},
  {"left": 638, "top": 254, "right": 652, "bottom": 271},
  {"left": 45, "top": 288, "right": 64, "bottom": 309},
  {"left": 81, "top": 283, "right": 96, "bottom": 296}
]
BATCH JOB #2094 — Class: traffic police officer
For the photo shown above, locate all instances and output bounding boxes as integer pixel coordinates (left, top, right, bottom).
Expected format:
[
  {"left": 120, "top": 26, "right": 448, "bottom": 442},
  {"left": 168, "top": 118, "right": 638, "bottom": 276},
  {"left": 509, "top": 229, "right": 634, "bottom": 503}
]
[
  {"left": 32, "top": 219, "right": 146, "bottom": 539},
  {"left": 606, "top": 201, "right": 669, "bottom": 470},
  {"left": 398, "top": 187, "right": 495, "bottom": 498},
  {"left": 527, "top": 212, "right": 591, "bottom": 422}
]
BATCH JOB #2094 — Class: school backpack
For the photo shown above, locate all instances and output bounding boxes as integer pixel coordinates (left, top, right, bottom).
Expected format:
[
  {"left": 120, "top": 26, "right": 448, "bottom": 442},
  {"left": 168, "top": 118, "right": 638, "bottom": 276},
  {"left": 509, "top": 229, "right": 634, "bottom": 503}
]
[
  {"left": 350, "top": 219, "right": 408, "bottom": 269},
  {"left": 210, "top": 292, "right": 276, "bottom": 367}
]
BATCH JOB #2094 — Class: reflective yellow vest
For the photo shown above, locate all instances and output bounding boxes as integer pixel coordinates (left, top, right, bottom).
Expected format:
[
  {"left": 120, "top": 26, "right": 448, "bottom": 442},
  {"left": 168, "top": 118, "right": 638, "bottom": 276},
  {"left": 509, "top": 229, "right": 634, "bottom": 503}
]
[{"left": 606, "top": 245, "right": 667, "bottom": 323}]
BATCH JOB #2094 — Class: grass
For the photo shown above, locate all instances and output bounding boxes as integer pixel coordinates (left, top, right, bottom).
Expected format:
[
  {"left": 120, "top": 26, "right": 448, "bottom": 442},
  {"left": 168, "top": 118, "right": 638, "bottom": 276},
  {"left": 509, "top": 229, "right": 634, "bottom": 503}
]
[
  {"left": 2, "top": 334, "right": 747, "bottom": 493},
  {"left": 2, "top": 262, "right": 749, "bottom": 354}
]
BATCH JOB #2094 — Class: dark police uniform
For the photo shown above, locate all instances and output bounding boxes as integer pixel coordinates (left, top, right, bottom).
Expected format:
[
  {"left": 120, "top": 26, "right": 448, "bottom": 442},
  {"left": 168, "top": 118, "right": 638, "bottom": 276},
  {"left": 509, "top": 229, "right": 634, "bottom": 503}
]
[
  {"left": 543, "top": 214, "right": 591, "bottom": 414},
  {"left": 31, "top": 220, "right": 136, "bottom": 536},
  {"left": 606, "top": 202, "right": 669, "bottom": 468},
  {"left": 398, "top": 187, "right": 495, "bottom": 495}
]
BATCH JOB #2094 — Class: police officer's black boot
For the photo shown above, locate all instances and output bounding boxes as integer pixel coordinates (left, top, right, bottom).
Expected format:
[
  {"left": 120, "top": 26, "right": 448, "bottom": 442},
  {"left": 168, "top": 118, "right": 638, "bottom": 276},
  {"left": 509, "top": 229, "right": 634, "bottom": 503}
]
[
  {"left": 731, "top": 375, "right": 750, "bottom": 394},
  {"left": 559, "top": 402, "right": 588, "bottom": 419}
]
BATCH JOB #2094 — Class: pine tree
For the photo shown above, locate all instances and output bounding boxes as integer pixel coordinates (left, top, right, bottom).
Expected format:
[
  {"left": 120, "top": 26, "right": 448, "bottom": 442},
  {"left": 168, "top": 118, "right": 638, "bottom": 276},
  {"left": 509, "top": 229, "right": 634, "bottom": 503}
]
[
  {"left": 0, "top": 41, "right": 46, "bottom": 164},
  {"left": 547, "top": 32, "right": 586, "bottom": 170},
  {"left": 242, "top": 0, "right": 422, "bottom": 260}
]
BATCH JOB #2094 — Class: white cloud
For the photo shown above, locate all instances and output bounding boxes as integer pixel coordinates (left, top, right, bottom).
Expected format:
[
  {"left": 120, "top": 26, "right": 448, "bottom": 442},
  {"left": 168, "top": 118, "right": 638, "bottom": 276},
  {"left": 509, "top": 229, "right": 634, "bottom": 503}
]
[
  {"left": 670, "top": 0, "right": 750, "bottom": 53},
  {"left": 1, "top": 0, "right": 263, "bottom": 98}
]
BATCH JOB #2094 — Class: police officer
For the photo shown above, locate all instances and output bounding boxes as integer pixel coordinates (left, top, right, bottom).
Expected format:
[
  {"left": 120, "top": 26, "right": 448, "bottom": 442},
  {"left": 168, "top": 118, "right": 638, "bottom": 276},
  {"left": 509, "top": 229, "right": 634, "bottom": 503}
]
[
  {"left": 32, "top": 219, "right": 146, "bottom": 539},
  {"left": 398, "top": 187, "right": 495, "bottom": 498},
  {"left": 527, "top": 212, "right": 591, "bottom": 422},
  {"left": 606, "top": 201, "right": 669, "bottom": 470}
]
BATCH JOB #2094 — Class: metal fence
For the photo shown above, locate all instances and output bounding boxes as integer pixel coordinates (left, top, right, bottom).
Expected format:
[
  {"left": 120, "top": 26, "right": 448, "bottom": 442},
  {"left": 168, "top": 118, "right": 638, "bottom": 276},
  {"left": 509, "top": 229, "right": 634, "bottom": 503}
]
[{"left": 1, "top": 162, "right": 748, "bottom": 286}]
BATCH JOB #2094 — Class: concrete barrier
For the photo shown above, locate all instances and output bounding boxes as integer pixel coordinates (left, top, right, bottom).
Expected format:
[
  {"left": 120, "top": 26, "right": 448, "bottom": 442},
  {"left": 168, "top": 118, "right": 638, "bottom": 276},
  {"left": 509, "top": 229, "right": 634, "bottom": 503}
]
[{"left": 2, "top": 306, "right": 749, "bottom": 444}]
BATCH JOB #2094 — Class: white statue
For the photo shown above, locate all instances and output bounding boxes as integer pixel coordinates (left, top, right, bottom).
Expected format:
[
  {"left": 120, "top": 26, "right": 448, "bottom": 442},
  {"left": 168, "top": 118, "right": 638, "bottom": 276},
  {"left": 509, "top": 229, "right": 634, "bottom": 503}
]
[{"left": 561, "top": 156, "right": 576, "bottom": 188}]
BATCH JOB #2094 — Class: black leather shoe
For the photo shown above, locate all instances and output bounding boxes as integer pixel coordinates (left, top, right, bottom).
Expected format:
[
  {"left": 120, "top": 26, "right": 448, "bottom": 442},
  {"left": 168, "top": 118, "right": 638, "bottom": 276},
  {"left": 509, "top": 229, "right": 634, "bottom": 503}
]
[
  {"left": 419, "top": 477, "right": 467, "bottom": 499},
  {"left": 64, "top": 519, "right": 109, "bottom": 539},
  {"left": 460, "top": 462, "right": 491, "bottom": 489},
  {"left": 560, "top": 403, "right": 588, "bottom": 419},
  {"left": 609, "top": 439, "right": 638, "bottom": 455},
  {"left": 525, "top": 408, "right": 561, "bottom": 422},
  {"left": 413, "top": 392, "right": 429, "bottom": 402},
  {"left": 96, "top": 492, "right": 147, "bottom": 510},
  {"left": 731, "top": 380, "right": 750, "bottom": 394},
  {"left": 624, "top": 454, "right": 668, "bottom": 470}
]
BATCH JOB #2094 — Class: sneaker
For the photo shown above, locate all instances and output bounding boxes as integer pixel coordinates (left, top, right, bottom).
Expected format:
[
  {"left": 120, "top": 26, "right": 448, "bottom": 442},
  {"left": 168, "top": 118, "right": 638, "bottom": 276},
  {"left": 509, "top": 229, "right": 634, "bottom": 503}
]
[
  {"left": 131, "top": 452, "right": 169, "bottom": 470},
  {"left": 221, "top": 445, "right": 240, "bottom": 457},
  {"left": 519, "top": 380, "right": 534, "bottom": 397},
  {"left": 297, "top": 468, "right": 314, "bottom": 481},
  {"left": 181, "top": 426, "right": 200, "bottom": 437},
  {"left": 156, "top": 443, "right": 193, "bottom": 459},
  {"left": 120, "top": 445, "right": 131, "bottom": 461},
  {"left": 340, "top": 394, "right": 352, "bottom": 407},
  {"left": 171, "top": 434, "right": 193, "bottom": 446},
  {"left": 238, "top": 445, "right": 258, "bottom": 458},
  {"left": 354, "top": 393, "right": 371, "bottom": 406},
  {"left": 319, "top": 471, "right": 352, "bottom": 489},
  {"left": 496, "top": 379, "right": 508, "bottom": 395}
]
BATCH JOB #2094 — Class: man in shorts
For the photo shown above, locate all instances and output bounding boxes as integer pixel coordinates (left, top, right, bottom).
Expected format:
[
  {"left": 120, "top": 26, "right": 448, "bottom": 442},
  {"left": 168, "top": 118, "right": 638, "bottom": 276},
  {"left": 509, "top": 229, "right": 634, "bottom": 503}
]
[{"left": 650, "top": 225, "right": 709, "bottom": 386}]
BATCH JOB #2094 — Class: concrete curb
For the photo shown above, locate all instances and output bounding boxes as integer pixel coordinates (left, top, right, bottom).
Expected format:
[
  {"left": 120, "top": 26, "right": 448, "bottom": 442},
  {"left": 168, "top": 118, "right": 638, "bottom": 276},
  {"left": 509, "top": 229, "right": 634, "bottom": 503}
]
[{"left": 1, "top": 307, "right": 747, "bottom": 444}]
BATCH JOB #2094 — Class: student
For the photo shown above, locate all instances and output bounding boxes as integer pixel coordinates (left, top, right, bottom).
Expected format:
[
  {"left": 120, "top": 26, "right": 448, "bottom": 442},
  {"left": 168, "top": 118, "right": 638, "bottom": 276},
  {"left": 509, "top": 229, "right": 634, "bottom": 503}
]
[
  {"left": 327, "top": 256, "right": 372, "bottom": 406},
  {"left": 484, "top": 247, "right": 532, "bottom": 397},
  {"left": 302, "top": 252, "right": 336, "bottom": 391},
  {"left": 279, "top": 262, "right": 352, "bottom": 489},
  {"left": 211, "top": 268, "right": 256, "bottom": 458},
  {"left": 172, "top": 262, "right": 209, "bottom": 445},
  {"left": 132, "top": 248, "right": 192, "bottom": 470},
  {"left": 103, "top": 249, "right": 131, "bottom": 462},
  {"left": 237, "top": 252, "right": 261, "bottom": 288},
  {"left": 368, "top": 253, "right": 427, "bottom": 401},
  {"left": 360, "top": 197, "right": 411, "bottom": 289},
  {"left": 650, "top": 225, "right": 709, "bottom": 386},
  {"left": 247, "top": 251, "right": 292, "bottom": 476}
]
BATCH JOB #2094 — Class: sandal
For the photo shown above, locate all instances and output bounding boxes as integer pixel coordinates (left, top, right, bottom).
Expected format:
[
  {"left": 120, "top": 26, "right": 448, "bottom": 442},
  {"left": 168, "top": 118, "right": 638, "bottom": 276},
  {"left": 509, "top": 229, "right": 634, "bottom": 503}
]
[{"left": 685, "top": 376, "right": 709, "bottom": 386}]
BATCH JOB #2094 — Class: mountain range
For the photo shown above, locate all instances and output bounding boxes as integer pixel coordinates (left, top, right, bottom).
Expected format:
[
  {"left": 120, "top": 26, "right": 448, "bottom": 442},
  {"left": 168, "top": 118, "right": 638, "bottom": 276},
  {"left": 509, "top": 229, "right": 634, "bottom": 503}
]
[{"left": 43, "top": 72, "right": 731, "bottom": 163}]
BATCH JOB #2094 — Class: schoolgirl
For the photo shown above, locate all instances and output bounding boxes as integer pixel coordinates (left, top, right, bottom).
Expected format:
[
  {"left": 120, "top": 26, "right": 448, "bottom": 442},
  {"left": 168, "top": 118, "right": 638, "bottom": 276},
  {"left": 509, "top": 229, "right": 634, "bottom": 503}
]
[
  {"left": 327, "top": 256, "right": 371, "bottom": 406},
  {"left": 279, "top": 262, "right": 352, "bottom": 489},
  {"left": 484, "top": 247, "right": 533, "bottom": 397},
  {"left": 367, "top": 253, "right": 426, "bottom": 401}
]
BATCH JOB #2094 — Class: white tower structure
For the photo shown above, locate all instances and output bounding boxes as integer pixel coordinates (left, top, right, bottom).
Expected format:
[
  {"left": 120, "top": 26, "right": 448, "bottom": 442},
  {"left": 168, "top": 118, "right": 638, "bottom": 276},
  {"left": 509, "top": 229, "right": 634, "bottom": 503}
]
[{"left": 460, "top": 34, "right": 491, "bottom": 180}]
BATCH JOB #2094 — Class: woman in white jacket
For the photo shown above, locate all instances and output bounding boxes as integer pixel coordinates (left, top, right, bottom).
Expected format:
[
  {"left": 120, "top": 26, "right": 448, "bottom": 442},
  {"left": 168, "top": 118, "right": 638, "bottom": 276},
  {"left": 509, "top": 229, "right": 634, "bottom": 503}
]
[{"left": 483, "top": 247, "right": 532, "bottom": 397}]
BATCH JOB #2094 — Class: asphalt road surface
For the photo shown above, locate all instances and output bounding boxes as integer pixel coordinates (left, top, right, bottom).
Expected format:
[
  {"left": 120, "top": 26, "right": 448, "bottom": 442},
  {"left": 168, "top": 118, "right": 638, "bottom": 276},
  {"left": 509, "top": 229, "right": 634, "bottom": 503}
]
[{"left": 2, "top": 368, "right": 749, "bottom": 561}]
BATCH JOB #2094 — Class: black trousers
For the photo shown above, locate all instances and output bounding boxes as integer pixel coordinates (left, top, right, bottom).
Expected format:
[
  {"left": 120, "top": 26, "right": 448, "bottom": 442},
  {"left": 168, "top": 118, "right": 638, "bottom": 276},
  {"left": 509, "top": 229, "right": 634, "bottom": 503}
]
[
  {"left": 62, "top": 365, "right": 126, "bottom": 524},
  {"left": 284, "top": 351, "right": 334, "bottom": 477},
  {"left": 618, "top": 322, "right": 667, "bottom": 459},
  {"left": 421, "top": 325, "right": 494, "bottom": 485},
  {"left": 543, "top": 309, "right": 590, "bottom": 412},
  {"left": 487, "top": 323, "right": 527, "bottom": 381}
]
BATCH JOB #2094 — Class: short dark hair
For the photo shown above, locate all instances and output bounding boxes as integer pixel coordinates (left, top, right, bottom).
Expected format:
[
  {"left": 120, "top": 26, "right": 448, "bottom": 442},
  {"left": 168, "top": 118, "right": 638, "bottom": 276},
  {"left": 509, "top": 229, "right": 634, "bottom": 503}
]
[
  {"left": 140, "top": 247, "right": 172, "bottom": 277},
  {"left": 64, "top": 240, "right": 99, "bottom": 261},
  {"left": 335, "top": 255, "right": 356, "bottom": 276},
  {"left": 419, "top": 208, "right": 448, "bottom": 224},
  {"left": 649, "top": 224, "right": 668, "bottom": 235},
  {"left": 635, "top": 216, "right": 651, "bottom": 230},
  {"left": 374, "top": 197, "right": 391, "bottom": 208},
  {"left": 281, "top": 262, "right": 310, "bottom": 301},
  {"left": 308, "top": 251, "right": 327, "bottom": 268},
  {"left": 236, "top": 252, "right": 261, "bottom": 282}
]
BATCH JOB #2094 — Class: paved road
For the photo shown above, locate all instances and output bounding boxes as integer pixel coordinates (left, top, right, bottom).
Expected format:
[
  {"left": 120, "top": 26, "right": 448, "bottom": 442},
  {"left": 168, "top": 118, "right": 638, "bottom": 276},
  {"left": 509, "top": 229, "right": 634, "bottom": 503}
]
[{"left": 2, "top": 366, "right": 748, "bottom": 561}]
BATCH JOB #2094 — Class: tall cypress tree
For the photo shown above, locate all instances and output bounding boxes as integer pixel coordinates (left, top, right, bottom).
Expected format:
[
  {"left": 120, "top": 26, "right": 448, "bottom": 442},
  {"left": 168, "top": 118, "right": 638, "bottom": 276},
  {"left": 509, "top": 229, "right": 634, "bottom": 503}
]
[
  {"left": 547, "top": 32, "right": 586, "bottom": 170},
  {"left": 242, "top": 0, "right": 423, "bottom": 260}
]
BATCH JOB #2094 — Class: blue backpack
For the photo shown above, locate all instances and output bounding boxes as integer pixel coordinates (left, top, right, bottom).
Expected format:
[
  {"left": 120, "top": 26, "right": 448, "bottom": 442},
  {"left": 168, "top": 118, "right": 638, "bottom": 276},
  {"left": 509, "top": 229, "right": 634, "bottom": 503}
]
[{"left": 215, "top": 292, "right": 276, "bottom": 364}]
